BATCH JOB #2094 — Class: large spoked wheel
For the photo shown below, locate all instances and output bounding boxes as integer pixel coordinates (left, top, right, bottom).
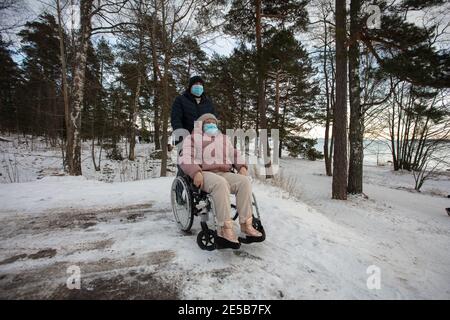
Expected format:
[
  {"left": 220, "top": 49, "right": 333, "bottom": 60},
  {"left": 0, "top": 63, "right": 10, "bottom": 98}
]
[
  {"left": 171, "top": 176, "right": 194, "bottom": 232},
  {"left": 197, "top": 229, "right": 216, "bottom": 251}
]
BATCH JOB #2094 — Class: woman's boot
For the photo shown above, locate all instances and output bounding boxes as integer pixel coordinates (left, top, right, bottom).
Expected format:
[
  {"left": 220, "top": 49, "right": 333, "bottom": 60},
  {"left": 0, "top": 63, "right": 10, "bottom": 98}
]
[
  {"left": 239, "top": 216, "right": 264, "bottom": 244},
  {"left": 216, "top": 220, "right": 240, "bottom": 249}
]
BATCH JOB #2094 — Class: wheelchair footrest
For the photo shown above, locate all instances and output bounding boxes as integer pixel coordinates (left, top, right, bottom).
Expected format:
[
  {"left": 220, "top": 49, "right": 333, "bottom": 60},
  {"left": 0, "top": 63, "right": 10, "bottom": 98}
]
[{"left": 215, "top": 236, "right": 241, "bottom": 250}]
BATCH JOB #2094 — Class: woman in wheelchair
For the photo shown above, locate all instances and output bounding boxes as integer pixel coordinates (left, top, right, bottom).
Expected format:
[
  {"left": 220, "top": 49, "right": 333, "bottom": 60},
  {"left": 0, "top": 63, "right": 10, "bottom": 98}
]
[{"left": 178, "top": 113, "right": 264, "bottom": 249}]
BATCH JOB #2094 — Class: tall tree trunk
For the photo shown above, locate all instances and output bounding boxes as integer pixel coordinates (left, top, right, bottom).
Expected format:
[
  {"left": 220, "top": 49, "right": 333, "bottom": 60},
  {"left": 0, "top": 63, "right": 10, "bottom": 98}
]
[
  {"left": 56, "top": 0, "right": 71, "bottom": 171},
  {"left": 324, "top": 109, "right": 332, "bottom": 176},
  {"left": 274, "top": 70, "right": 280, "bottom": 129},
  {"left": 390, "top": 102, "right": 398, "bottom": 170},
  {"left": 187, "top": 53, "right": 192, "bottom": 81},
  {"left": 153, "top": 87, "right": 161, "bottom": 150},
  {"left": 129, "top": 74, "right": 141, "bottom": 160},
  {"left": 67, "top": 0, "right": 94, "bottom": 176},
  {"left": 274, "top": 71, "right": 283, "bottom": 158},
  {"left": 129, "top": 0, "right": 144, "bottom": 161},
  {"left": 255, "top": 0, "right": 271, "bottom": 176},
  {"left": 159, "top": 69, "right": 170, "bottom": 176},
  {"left": 323, "top": 18, "right": 332, "bottom": 176},
  {"left": 330, "top": 124, "right": 334, "bottom": 165},
  {"left": 150, "top": 9, "right": 161, "bottom": 151},
  {"left": 332, "top": 0, "right": 348, "bottom": 200},
  {"left": 279, "top": 99, "right": 288, "bottom": 158},
  {"left": 347, "top": 0, "right": 363, "bottom": 194},
  {"left": 395, "top": 85, "right": 404, "bottom": 170},
  {"left": 159, "top": 1, "right": 171, "bottom": 177},
  {"left": 36, "top": 87, "right": 42, "bottom": 138},
  {"left": 91, "top": 132, "right": 100, "bottom": 171}
]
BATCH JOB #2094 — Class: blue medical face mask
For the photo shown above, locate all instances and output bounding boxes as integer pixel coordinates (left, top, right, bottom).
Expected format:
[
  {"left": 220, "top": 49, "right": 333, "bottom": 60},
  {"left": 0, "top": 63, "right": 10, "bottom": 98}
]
[
  {"left": 191, "top": 84, "right": 204, "bottom": 97},
  {"left": 203, "top": 123, "right": 218, "bottom": 135}
]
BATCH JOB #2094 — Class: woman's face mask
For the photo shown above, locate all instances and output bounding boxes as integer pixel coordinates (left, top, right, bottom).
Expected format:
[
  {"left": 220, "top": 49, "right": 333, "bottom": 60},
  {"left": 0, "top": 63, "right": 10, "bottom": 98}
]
[
  {"left": 191, "top": 84, "right": 204, "bottom": 97},
  {"left": 203, "top": 122, "right": 218, "bottom": 135}
]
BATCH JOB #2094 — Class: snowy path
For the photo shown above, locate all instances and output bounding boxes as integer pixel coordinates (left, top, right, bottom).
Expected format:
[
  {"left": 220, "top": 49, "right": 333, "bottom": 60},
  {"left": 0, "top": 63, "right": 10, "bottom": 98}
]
[{"left": 0, "top": 167, "right": 449, "bottom": 299}]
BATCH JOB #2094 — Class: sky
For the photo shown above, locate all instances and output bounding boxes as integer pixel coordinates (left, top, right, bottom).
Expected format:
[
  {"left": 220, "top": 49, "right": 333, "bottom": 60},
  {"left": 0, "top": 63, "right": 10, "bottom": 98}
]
[
  {"left": 4, "top": 0, "right": 449, "bottom": 139},
  {"left": 8, "top": 0, "right": 450, "bottom": 57}
]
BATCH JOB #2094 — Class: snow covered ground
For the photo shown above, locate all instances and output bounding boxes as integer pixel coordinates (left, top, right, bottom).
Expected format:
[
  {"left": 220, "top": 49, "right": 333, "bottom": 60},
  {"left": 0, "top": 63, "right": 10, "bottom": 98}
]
[
  {"left": 0, "top": 137, "right": 449, "bottom": 299},
  {"left": 0, "top": 135, "right": 174, "bottom": 183}
]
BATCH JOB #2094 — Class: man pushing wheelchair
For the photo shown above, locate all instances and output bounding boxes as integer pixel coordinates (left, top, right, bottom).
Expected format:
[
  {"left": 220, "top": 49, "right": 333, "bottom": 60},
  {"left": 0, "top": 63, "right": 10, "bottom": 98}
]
[{"left": 170, "top": 76, "right": 265, "bottom": 250}]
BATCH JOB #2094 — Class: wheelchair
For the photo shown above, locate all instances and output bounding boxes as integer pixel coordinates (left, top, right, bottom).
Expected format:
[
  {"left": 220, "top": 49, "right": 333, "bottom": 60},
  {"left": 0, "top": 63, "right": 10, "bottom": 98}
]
[{"left": 170, "top": 168, "right": 265, "bottom": 250}]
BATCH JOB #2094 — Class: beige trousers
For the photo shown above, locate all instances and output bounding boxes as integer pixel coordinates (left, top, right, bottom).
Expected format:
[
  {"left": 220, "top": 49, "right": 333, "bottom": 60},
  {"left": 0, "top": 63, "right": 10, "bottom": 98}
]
[{"left": 201, "top": 172, "right": 253, "bottom": 227}]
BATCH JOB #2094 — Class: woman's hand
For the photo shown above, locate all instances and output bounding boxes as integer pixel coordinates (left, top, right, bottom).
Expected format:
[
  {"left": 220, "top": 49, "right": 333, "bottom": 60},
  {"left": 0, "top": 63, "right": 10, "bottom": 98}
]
[
  {"left": 239, "top": 167, "right": 248, "bottom": 176},
  {"left": 193, "top": 171, "right": 204, "bottom": 188}
]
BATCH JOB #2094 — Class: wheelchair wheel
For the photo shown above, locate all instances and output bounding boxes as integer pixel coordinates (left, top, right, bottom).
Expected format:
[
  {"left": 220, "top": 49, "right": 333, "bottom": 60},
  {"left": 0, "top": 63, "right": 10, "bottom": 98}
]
[
  {"left": 197, "top": 229, "right": 216, "bottom": 251},
  {"left": 231, "top": 203, "right": 239, "bottom": 221},
  {"left": 171, "top": 176, "right": 194, "bottom": 232}
]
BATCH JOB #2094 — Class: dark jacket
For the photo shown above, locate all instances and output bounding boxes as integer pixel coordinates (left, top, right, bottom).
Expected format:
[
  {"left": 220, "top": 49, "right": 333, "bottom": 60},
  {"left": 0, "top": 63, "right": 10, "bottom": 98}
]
[{"left": 170, "top": 90, "right": 216, "bottom": 134}]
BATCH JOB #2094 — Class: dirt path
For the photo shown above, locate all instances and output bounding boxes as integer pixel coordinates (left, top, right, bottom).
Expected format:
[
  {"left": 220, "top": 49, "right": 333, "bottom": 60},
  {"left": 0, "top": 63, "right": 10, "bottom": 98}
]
[{"left": 0, "top": 204, "right": 181, "bottom": 299}]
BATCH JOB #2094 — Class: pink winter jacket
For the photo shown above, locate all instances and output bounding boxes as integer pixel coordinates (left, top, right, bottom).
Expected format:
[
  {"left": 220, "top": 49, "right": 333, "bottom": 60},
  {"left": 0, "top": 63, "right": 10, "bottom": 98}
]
[{"left": 179, "top": 132, "right": 247, "bottom": 179}]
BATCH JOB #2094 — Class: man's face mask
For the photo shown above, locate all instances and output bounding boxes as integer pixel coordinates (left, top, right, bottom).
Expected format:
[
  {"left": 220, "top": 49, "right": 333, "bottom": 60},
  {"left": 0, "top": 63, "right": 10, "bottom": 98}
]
[
  {"left": 203, "top": 123, "right": 218, "bottom": 135},
  {"left": 191, "top": 84, "right": 204, "bottom": 97}
]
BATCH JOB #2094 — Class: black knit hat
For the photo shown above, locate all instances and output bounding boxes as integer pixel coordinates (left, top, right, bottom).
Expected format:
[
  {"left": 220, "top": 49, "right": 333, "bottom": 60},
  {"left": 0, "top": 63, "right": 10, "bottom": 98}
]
[{"left": 188, "top": 75, "right": 204, "bottom": 90}]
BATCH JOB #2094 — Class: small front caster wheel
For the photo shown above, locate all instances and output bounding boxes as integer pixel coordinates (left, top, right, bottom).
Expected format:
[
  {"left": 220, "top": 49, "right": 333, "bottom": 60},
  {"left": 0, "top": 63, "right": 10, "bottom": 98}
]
[{"left": 197, "top": 229, "right": 216, "bottom": 251}]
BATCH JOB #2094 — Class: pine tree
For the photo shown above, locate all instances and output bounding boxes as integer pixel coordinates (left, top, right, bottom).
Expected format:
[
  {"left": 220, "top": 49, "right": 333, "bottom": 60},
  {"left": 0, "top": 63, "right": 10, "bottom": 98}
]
[
  {"left": 361, "top": 0, "right": 450, "bottom": 89},
  {"left": 0, "top": 36, "right": 21, "bottom": 133},
  {"left": 18, "top": 13, "right": 63, "bottom": 141},
  {"left": 263, "top": 29, "right": 319, "bottom": 157},
  {"left": 224, "top": 0, "right": 309, "bottom": 176}
]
